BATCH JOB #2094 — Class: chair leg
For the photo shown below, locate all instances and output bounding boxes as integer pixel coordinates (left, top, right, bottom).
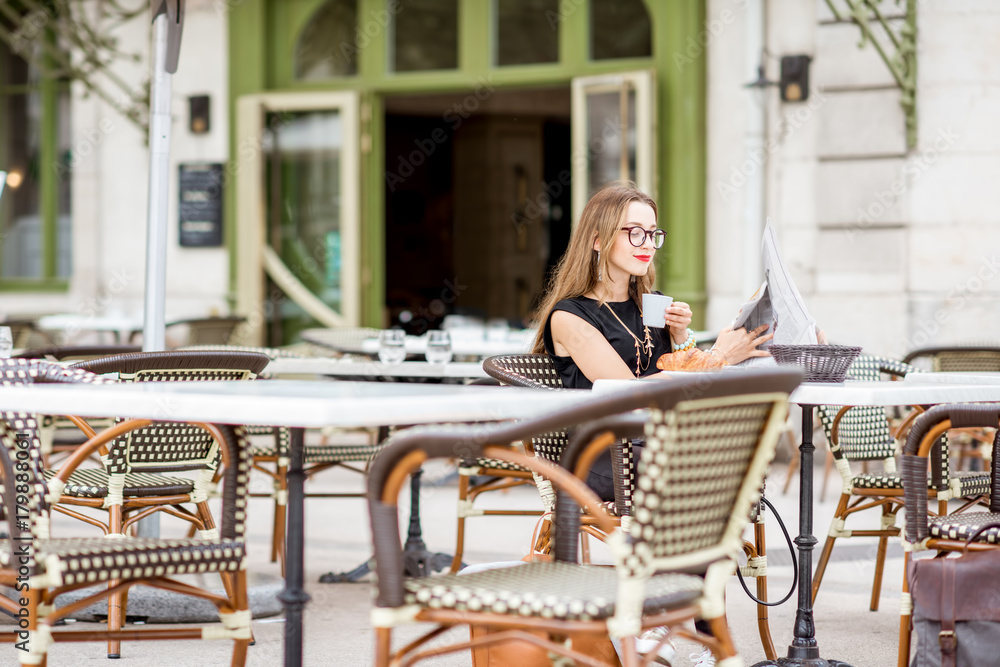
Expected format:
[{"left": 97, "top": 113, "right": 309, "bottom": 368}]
[
  {"left": 706, "top": 615, "right": 740, "bottom": 664},
  {"left": 811, "top": 535, "right": 837, "bottom": 605},
  {"left": 871, "top": 534, "right": 889, "bottom": 612},
  {"left": 230, "top": 569, "right": 251, "bottom": 667},
  {"left": 107, "top": 504, "right": 125, "bottom": 658},
  {"left": 450, "top": 473, "right": 471, "bottom": 573},
  {"left": 580, "top": 530, "right": 591, "bottom": 564},
  {"left": 811, "top": 493, "right": 848, "bottom": 605},
  {"left": 898, "top": 552, "right": 913, "bottom": 667},
  {"left": 272, "top": 463, "right": 288, "bottom": 576},
  {"left": 620, "top": 635, "right": 639, "bottom": 667},
  {"left": 374, "top": 627, "right": 392, "bottom": 667},
  {"left": 819, "top": 448, "right": 834, "bottom": 503},
  {"left": 752, "top": 521, "right": 777, "bottom": 661}
]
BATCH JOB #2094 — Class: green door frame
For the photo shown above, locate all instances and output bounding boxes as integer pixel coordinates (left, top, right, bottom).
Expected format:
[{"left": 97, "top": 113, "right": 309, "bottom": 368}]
[{"left": 228, "top": 0, "right": 706, "bottom": 328}]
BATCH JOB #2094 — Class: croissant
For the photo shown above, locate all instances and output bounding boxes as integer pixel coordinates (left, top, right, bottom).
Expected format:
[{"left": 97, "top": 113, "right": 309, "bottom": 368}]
[{"left": 656, "top": 348, "right": 728, "bottom": 372}]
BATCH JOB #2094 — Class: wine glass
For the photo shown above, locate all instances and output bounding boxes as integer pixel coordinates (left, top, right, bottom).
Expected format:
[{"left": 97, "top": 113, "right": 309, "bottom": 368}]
[
  {"left": 425, "top": 330, "right": 452, "bottom": 364},
  {"left": 377, "top": 329, "right": 407, "bottom": 364}
]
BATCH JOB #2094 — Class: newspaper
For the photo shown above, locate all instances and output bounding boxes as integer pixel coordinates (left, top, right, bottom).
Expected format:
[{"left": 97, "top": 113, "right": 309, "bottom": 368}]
[{"left": 733, "top": 221, "right": 817, "bottom": 365}]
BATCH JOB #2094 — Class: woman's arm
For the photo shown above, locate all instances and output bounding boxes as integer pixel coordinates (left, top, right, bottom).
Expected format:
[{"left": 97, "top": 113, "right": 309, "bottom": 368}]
[{"left": 550, "top": 310, "right": 637, "bottom": 382}]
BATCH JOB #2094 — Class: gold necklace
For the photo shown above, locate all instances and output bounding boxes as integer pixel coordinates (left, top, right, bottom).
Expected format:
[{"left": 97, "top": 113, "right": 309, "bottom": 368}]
[{"left": 603, "top": 302, "right": 655, "bottom": 375}]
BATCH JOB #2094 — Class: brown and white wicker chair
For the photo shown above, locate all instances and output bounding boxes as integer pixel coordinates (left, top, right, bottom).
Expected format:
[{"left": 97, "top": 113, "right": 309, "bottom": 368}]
[
  {"left": 48, "top": 349, "right": 269, "bottom": 657},
  {"left": 897, "top": 403, "right": 1000, "bottom": 667},
  {"left": 810, "top": 355, "right": 991, "bottom": 612},
  {"left": 300, "top": 326, "right": 383, "bottom": 357},
  {"left": 367, "top": 367, "right": 800, "bottom": 667},
  {"left": 0, "top": 358, "right": 253, "bottom": 666},
  {"left": 445, "top": 354, "right": 567, "bottom": 573},
  {"left": 180, "top": 344, "right": 385, "bottom": 574},
  {"left": 903, "top": 342, "right": 1000, "bottom": 470},
  {"left": 482, "top": 353, "right": 782, "bottom": 660}
]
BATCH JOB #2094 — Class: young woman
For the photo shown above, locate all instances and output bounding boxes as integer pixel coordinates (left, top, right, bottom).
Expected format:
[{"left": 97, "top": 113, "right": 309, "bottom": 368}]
[
  {"left": 532, "top": 181, "right": 771, "bottom": 390},
  {"left": 530, "top": 182, "right": 772, "bottom": 667}
]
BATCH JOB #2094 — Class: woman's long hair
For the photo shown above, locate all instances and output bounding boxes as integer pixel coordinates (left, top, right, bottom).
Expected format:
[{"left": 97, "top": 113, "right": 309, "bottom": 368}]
[{"left": 531, "top": 182, "right": 658, "bottom": 353}]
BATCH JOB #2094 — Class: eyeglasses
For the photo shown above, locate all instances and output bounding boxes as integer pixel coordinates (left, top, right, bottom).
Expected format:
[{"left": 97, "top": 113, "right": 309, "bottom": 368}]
[{"left": 621, "top": 226, "right": 666, "bottom": 249}]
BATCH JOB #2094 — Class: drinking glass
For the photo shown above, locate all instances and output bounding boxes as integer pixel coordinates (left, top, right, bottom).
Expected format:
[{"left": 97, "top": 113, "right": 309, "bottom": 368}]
[
  {"left": 486, "top": 318, "right": 509, "bottom": 343},
  {"left": 0, "top": 326, "right": 12, "bottom": 359},
  {"left": 378, "top": 329, "right": 407, "bottom": 364},
  {"left": 425, "top": 330, "right": 453, "bottom": 364}
]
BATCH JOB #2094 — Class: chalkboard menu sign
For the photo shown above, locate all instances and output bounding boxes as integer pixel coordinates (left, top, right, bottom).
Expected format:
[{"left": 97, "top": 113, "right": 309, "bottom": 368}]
[{"left": 179, "top": 163, "right": 224, "bottom": 247}]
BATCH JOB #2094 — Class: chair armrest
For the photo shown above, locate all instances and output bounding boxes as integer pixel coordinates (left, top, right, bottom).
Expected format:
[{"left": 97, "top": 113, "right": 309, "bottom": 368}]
[{"left": 901, "top": 403, "right": 1000, "bottom": 543}]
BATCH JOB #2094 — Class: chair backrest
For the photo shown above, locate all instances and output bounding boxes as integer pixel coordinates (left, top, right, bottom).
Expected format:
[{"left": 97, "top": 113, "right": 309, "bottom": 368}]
[
  {"left": 483, "top": 354, "right": 567, "bottom": 462},
  {"left": 0, "top": 359, "right": 110, "bottom": 543},
  {"left": 624, "top": 382, "right": 791, "bottom": 571},
  {"left": 817, "top": 354, "right": 920, "bottom": 462},
  {"left": 902, "top": 343, "right": 1000, "bottom": 372},
  {"left": 15, "top": 344, "right": 143, "bottom": 361},
  {"left": 166, "top": 316, "right": 247, "bottom": 347},
  {"left": 300, "top": 327, "right": 382, "bottom": 355},
  {"left": 70, "top": 350, "right": 269, "bottom": 475}
]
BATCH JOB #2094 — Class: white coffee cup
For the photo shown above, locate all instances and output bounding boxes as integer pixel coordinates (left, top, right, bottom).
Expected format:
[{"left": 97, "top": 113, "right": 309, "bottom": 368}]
[{"left": 641, "top": 293, "right": 674, "bottom": 328}]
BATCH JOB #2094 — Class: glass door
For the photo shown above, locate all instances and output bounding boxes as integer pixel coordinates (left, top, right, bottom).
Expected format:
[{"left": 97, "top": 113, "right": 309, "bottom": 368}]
[
  {"left": 570, "top": 70, "right": 656, "bottom": 225},
  {"left": 235, "top": 91, "right": 360, "bottom": 344}
]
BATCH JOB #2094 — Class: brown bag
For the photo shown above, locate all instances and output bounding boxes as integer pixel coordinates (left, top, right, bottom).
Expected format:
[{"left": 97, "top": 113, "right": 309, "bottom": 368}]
[
  {"left": 470, "top": 624, "right": 621, "bottom": 667},
  {"left": 908, "top": 523, "right": 1000, "bottom": 667}
]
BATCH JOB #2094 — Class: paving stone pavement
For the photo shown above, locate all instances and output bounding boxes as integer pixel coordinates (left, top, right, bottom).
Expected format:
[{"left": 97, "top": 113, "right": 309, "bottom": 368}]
[{"left": 10, "top": 458, "right": 919, "bottom": 666}]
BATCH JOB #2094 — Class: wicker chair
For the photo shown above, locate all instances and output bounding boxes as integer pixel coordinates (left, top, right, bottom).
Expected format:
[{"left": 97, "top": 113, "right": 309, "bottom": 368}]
[
  {"left": 178, "top": 344, "right": 384, "bottom": 574},
  {"left": 897, "top": 403, "right": 1000, "bottom": 667},
  {"left": 48, "top": 349, "right": 268, "bottom": 657},
  {"left": 0, "top": 358, "right": 253, "bottom": 666},
  {"left": 482, "top": 354, "right": 781, "bottom": 660},
  {"left": 903, "top": 342, "right": 1000, "bottom": 470},
  {"left": 300, "top": 326, "right": 383, "bottom": 356},
  {"left": 446, "top": 355, "right": 565, "bottom": 573},
  {"left": 367, "top": 368, "right": 800, "bottom": 667},
  {"left": 810, "top": 355, "right": 991, "bottom": 612}
]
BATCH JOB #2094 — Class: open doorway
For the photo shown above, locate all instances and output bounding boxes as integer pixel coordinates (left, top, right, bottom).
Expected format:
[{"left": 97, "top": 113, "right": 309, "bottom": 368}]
[{"left": 384, "top": 86, "right": 571, "bottom": 332}]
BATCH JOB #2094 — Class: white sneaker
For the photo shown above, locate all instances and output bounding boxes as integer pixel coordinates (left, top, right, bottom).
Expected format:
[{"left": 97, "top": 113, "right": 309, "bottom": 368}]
[
  {"left": 634, "top": 626, "right": 676, "bottom": 665},
  {"left": 689, "top": 648, "right": 716, "bottom": 666}
]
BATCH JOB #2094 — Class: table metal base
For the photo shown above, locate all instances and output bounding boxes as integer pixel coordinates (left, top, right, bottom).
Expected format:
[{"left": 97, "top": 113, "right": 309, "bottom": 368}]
[
  {"left": 318, "top": 467, "right": 457, "bottom": 583},
  {"left": 752, "top": 406, "right": 852, "bottom": 667}
]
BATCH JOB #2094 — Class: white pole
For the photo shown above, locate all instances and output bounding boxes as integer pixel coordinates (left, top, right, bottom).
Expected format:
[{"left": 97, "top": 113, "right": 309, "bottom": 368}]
[
  {"left": 742, "top": 0, "right": 767, "bottom": 293},
  {"left": 142, "top": 14, "right": 171, "bottom": 353},
  {"left": 138, "top": 13, "right": 172, "bottom": 539}
]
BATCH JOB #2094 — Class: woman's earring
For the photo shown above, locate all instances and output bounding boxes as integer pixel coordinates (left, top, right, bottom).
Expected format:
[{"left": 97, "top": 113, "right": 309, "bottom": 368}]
[{"left": 596, "top": 251, "right": 602, "bottom": 282}]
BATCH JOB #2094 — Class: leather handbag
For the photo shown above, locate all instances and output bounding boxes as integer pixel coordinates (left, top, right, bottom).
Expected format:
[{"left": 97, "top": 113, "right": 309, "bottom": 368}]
[{"left": 907, "top": 523, "right": 1000, "bottom": 667}]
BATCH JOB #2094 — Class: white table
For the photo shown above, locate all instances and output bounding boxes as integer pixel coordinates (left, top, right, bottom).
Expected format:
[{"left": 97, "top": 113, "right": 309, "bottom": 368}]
[
  {"left": 38, "top": 313, "right": 144, "bottom": 343},
  {"left": 265, "top": 357, "right": 490, "bottom": 380},
  {"left": 358, "top": 331, "right": 534, "bottom": 358},
  {"left": 0, "top": 379, "right": 588, "bottom": 666}
]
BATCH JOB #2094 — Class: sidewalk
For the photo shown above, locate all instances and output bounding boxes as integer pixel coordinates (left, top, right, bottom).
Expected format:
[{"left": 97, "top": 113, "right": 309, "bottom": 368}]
[{"left": 24, "top": 459, "right": 907, "bottom": 666}]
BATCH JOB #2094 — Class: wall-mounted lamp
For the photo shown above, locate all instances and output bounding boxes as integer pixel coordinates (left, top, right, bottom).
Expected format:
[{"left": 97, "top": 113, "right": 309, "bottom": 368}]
[
  {"left": 779, "top": 55, "right": 812, "bottom": 102},
  {"left": 189, "top": 95, "right": 210, "bottom": 134}
]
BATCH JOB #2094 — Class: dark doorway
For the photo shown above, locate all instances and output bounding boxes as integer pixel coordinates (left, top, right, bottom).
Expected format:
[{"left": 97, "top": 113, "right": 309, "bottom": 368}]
[{"left": 384, "top": 86, "right": 571, "bottom": 332}]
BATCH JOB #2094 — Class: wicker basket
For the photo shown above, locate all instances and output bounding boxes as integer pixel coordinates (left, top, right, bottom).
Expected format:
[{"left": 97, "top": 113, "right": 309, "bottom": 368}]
[{"left": 769, "top": 344, "right": 862, "bottom": 383}]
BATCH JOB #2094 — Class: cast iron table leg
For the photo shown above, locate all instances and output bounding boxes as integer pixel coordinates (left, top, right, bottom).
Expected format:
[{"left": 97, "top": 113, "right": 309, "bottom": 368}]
[
  {"left": 401, "top": 468, "right": 454, "bottom": 576},
  {"left": 277, "top": 427, "right": 310, "bottom": 667},
  {"left": 752, "top": 406, "right": 852, "bottom": 667}
]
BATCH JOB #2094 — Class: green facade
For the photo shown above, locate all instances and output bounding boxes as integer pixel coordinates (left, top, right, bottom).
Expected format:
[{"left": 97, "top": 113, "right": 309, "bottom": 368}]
[{"left": 227, "top": 0, "right": 707, "bottom": 327}]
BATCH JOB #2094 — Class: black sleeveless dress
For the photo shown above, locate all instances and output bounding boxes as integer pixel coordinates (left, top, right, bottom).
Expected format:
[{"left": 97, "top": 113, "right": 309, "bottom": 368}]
[{"left": 542, "top": 294, "right": 673, "bottom": 389}]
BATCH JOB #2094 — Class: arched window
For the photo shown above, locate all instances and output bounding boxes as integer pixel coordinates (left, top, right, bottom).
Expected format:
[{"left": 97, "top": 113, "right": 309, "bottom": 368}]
[
  {"left": 590, "top": 0, "right": 652, "bottom": 61},
  {"left": 295, "top": 0, "right": 358, "bottom": 80}
]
